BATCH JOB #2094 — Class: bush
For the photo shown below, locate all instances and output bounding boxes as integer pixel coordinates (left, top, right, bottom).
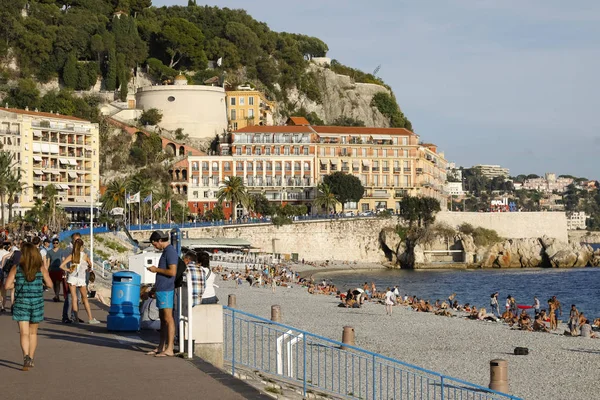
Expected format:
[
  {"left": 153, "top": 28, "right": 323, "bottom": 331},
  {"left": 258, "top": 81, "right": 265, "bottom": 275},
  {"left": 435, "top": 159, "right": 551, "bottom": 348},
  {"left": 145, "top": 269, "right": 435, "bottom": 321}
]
[
  {"left": 458, "top": 223, "right": 475, "bottom": 235},
  {"left": 472, "top": 227, "right": 502, "bottom": 247},
  {"left": 139, "top": 108, "right": 163, "bottom": 126},
  {"left": 371, "top": 92, "right": 412, "bottom": 130}
]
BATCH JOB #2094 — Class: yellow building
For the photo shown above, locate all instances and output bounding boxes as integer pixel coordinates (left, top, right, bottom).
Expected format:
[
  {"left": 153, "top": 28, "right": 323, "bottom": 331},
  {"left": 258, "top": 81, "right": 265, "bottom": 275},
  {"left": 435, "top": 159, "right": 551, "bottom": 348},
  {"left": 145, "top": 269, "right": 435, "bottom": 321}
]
[
  {"left": 0, "top": 107, "right": 100, "bottom": 221},
  {"left": 225, "top": 86, "right": 275, "bottom": 131}
]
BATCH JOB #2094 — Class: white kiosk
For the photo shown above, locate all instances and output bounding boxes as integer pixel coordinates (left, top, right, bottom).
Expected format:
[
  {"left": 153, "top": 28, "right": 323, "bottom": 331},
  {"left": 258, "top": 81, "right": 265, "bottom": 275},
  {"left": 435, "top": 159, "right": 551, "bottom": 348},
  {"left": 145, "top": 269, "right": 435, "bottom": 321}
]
[{"left": 128, "top": 251, "right": 161, "bottom": 284}]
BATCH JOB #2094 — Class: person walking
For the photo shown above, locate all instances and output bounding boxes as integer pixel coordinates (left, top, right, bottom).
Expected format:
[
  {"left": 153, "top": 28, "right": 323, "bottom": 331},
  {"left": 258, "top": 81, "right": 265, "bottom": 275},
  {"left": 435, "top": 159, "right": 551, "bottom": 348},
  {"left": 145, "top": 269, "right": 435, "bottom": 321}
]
[
  {"left": 59, "top": 239, "right": 99, "bottom": 325},
  {"left": 146, "top": 231, "right": 178, "bottom": 357},
  {"left": 384, "top": 287, "right": 395, "bottom": 316},
  {"left": 490, "top": 292, "right": 500, "bottom": 318},
  {"left": 533, "top": 296, "right": 540, "bottom": 316},
  {"left": 568, "top": 304, "right": 580, "bottom": 336},
  {"left": 47, "top": 239, "right": 64, "bottom": 302},
  {"left": 3, "top": 242, "right": 54, "bottom": 371}
]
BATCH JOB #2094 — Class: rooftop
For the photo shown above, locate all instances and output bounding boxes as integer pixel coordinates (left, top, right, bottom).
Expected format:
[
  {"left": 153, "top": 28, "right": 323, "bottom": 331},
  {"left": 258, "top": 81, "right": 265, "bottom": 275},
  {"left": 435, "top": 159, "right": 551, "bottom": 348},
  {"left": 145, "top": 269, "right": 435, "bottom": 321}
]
[{"left": 0, "top": 107, "right": 89, "bottom": 122}]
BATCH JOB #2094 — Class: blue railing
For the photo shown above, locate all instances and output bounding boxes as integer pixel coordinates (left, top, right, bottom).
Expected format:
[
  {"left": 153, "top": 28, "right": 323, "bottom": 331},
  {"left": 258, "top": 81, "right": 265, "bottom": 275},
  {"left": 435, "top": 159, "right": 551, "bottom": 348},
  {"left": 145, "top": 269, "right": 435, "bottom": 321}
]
[{"left": 223, "top": 307, "right": 521, "bottom": 400}]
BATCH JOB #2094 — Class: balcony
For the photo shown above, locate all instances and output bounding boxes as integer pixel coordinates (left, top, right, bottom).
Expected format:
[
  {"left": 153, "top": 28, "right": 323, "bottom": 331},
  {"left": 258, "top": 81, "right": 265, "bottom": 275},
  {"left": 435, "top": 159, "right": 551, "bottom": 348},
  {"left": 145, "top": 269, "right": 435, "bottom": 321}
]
[
  {"left": 382, "top": 167, "right": 390, "bottom": 172},
  {"left": 393, "top": 167, "right": 401, "bottom": 173},
  {"left": 341, "top": 167, "right": 350, "bottom": 172},
  {"left": 416, "top": 168, "right": 423, "bottom": 175}
]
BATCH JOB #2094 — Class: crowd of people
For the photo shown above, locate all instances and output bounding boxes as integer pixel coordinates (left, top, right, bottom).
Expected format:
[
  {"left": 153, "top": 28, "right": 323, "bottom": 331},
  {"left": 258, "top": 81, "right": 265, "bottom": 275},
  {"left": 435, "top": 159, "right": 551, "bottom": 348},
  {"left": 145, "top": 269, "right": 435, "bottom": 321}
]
[{"left": 0, "top": 231, "right": 101, "bottom": 371}]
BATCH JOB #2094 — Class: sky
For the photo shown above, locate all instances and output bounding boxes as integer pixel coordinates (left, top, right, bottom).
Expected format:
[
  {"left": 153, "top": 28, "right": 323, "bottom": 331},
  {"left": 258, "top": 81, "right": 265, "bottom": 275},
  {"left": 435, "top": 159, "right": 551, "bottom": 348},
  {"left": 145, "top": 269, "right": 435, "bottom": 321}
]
[{"left": 155, "top": 1, "right": 600, "bottom": 178}]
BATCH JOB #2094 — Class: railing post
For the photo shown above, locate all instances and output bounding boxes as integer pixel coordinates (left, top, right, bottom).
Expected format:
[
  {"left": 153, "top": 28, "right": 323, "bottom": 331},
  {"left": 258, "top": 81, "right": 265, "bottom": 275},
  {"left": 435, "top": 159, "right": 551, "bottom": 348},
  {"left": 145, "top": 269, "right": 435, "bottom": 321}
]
[
  {"left": 372, "top": 354, "right": 376, "bottom": 400},
  {"left": 231, "top": 308, "right": 236, "bottom": 377},
  {"left": 440, "top": 376, "right": 445, "bottom": 400},
  {"left": 303, "top": 334, "right": 307, "bottom": 398}
]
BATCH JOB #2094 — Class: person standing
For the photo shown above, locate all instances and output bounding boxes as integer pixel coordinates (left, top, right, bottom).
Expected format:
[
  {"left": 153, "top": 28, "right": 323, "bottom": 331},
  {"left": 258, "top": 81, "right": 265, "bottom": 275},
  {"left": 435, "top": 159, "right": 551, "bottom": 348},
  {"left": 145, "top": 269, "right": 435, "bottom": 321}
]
[
  {"left": 146, "top": 231, "right": 177, "bottom": 357},
  {"left": 490, "top": 292, "right": 500, "bottom": 318},
  {"left": 384, "top": 287, "right": 395, "bottom": 316},
  {"left": 198, "top": 251, "right": 218, "bottom": 304},
  {"left": 533, "top": 296, "right": 540, "bottom": 316},
  {"left": 3, "top": 242, "right": 54, "bottom": 371},
  {"left": 59, "top": 239, "right": 99, "bottom": 324},
  {"left": 568, "top": 304, "right": 580, "bottom": 336},
  {"left": 47, "top": 239, "right": 64, "bottom": 303}
]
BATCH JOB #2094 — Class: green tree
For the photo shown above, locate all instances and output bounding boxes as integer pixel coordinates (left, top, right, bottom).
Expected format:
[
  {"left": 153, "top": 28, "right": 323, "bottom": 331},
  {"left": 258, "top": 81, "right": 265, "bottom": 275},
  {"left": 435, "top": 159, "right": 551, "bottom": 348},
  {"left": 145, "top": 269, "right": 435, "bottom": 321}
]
[
  {"left": 139, "top": 108, "right": 163, "bottom": 126},
  {"left": 159, "top": 17, "right": 207, "bottom": 69},
  {"left": 3, "top": 79, "right": 41, "bottom": 110},
  {"left": 216, "top": 176, "right": 248, "bottom": 219},
  {"left": 62, "top": 53, "right": 79, "bottom": 89},
  {"left": 312, "top": 183, "right": 339, "bottom": 214},
  {"left": 100, "top": 178, "right": 127, "bottom": 211},
  {"left": 323, "top": 172, "right": 364, "bottom": 211},
  {"left": 248, "top": 193, "right": 272, "bottom": 216},
  {"left": 0, "top": 152, "right": 19, "bottom": 226},
  {"left": 563, "top": 184, "right": 580, "bottom": 212},
  {"left": 5, "top": 169, "right": 23, "bottom": 224},
  {"left": 106, "top": 48, "right": 118, "bottom": 91},
  {"left": 371, "top": 92, "right": 412, "bottom": 130},
  {"left": 331, "top": 116, "right": 365, "bottom": 127},
  {"left": 398, "top": 196, "right": 441, "bottom": 228},
  {"left": 43, "top": 184, "right": 59, "bottom": 232}
]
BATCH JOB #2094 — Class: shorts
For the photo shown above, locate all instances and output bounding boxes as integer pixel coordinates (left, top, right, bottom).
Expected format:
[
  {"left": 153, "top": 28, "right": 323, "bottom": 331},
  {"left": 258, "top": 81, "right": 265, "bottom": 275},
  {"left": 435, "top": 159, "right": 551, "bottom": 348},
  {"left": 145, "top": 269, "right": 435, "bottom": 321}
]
[
  {"left": 49, "top": 270, "right": 64, "bottom": 282},
  {"left": 201, "top": 296, "right": 219, "bottom": 305},
  {"left": 156, "top": 290, "right": 174, "bottom": 310},
  {"left": 13, "top": 300, "right": 44, "bottom": 323},
  {"left": 67, "top": 276, "right": 87, "bottom": 287}
]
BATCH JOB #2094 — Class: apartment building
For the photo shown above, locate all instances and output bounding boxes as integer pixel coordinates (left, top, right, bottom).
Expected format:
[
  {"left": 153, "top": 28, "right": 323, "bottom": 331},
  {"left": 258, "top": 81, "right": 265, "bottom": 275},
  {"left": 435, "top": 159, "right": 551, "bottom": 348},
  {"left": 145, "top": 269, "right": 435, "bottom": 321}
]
[
  {"left": 178, "top": 123, "right": 448, "bottom": 217},
  {"left": 566, "top": 211, "right": 588, "bottom": 230},
  {"left": 523, "top": 173, "right": 573, "bottom": 193},
  {"left": 0, "top": 107, "right": 100, "bottom": 219},
  {"left": 472, "top": 164, "right": 510, "bottom": 179},
  {"left": 225, "top": 86, "right": 276, "bottom": 131}
]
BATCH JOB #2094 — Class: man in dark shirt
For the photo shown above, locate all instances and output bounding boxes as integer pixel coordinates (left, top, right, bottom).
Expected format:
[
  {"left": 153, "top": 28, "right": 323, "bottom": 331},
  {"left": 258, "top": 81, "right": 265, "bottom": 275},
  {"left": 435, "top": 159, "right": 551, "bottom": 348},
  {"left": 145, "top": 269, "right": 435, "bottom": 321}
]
[{"left": 147, "top": 230, "right": 178, "bottom": 357}]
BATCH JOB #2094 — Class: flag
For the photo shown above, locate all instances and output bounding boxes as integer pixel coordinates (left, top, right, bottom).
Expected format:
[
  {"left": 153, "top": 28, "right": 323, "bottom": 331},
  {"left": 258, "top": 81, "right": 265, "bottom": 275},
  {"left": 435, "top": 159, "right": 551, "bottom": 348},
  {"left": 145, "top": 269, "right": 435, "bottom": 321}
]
[
  {"left": 216, "top": 57, "right": 222, "bottom": 67},
  {"left": 143, "top": 193, "right": 152, "bottom": 203},
  {"left": 165, "top": 200, "right": 171, "bottom": 211},
  {"left": 153, "top": 199, "right": 162, "bottom": 210},
  {"left": 127, "top": 192, "right": 140, "bottom": 204}
]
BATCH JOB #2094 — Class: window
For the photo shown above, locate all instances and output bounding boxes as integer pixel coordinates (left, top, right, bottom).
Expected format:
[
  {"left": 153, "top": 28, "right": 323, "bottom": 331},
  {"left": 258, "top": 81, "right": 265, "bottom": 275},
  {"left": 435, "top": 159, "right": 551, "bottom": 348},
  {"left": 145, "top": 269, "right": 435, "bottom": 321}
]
[
  {"left": 373, "top": 149, "right": 378, "bottom": 157},
  {"left": 394, "top": 176, "right": 399, "bottom": 186},
  {"left": 204, "top": 191, "right": 209, "bottom": 198},
  {"left": 233, "top": 122, "right": 238, "bottom": 130},
  {"left": 168, "top": 96, "right": 175, "bottom": 102},
  {"left": 320, "top": 148, "right": 325, "bottom": 156},
  {"left": 383, "top": 149, "right": 388, "bottom": 157},
  {"left": 193, "top": 191, "right": 198, "bottom": 199},
  {"left": 284, "top": 147, "right": 290, "bottom": 155},
  {"left": 373, "top": 175, "right": 379, "bottom": 186},
  {"left": 255, "top": 147, "right": 261, "bottom": 155},
  {"left": 230, "top": 110, "right": 236, "bottom": 120},
  {"left": 275, "top": 147, "right": 280, "bottom": 155},
  {"left": 285, "top": 162, "right": 291, "bottom": 171},
  {"left": 402, "top": 137, "right": 408, "bottom": 145},
  {"left": 403, "top": 161, "right": 410, "bottom": 169},
  {"left": 230, "top": 97, "right": 236, "bottom": 106},
  {"left": 248, "top": 109, "right": 254, "bottom": 118},
  {"left": 239, "top": 97, "right": 245, "bottom": 106},
  {"left": 394, "top": 149, "right": 398, "bottom": 157},
  {"left": 294, "top": 147, "right": 300, "bottom": 155},
  {"left": 383, "top": 175, "right": 388, "bottom": 186},
  {"left": 236, "top": 148, "right": 242, "bottom": 155},
  {"left": 246, "top": 147, "right": 251, "bottom": 155},
  {"left": 202, "top": 161, "right": 208, "bottom": 170},
  {"left": 304, "top": 162, "right": 310, "bottom": 170},
  {"left": 265, "top": 147, "right": 271, "bottom": 155},
  {"left": 362, "top": 148, "right": 367, "bottom": 157},
  {"left": 403, "top": 149, "right": 409, "bottom": 157},
  {"left": 224, "top": 162, "right": 231, "bottom": 171},
  {"left": 403, "top": 175, "right": 411, "bottom": 186},
  {"left": 248, "top": 96, "right": 254, "bottom": 106},
  {"left": 294, "top": 162, "right": 301, "bottom": 170},
  {"left": 303, "top": 147, "right": 309, "bottom": 155},
  {"left": 352, "top": 148, "right": 358, "bottom": 157}
]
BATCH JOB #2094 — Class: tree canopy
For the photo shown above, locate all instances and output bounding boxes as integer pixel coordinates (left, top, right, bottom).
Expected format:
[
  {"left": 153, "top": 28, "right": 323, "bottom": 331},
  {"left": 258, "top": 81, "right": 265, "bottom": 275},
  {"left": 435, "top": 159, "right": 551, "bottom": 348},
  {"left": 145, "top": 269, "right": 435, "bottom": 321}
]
[{"left": 323, "top": 172, "right": 364, "bottom": 211}]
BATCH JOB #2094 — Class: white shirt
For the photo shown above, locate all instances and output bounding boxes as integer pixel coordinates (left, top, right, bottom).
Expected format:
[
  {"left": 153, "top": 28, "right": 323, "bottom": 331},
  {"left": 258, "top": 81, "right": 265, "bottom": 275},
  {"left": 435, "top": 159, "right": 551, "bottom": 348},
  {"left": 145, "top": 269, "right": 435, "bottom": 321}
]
[
  {"left": 202, "top": 267, "right": 217, "bottom": 299},
  {"left": 393, "top": 287, "right": 400, "bottom": 296},
  {"left": 385, "top": 290, "right": 395, "bottom": 305}
]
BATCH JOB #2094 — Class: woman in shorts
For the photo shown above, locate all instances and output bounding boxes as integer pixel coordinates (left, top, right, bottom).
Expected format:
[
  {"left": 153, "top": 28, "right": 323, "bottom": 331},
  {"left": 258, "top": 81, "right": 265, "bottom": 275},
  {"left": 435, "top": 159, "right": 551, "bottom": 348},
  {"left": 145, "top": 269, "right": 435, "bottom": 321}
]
[
  {"left": 3, "top": 242, "right": 54, "bottom": 371},
  {"left": 59, "top": 239, "right": 99, "bottom": 325}
]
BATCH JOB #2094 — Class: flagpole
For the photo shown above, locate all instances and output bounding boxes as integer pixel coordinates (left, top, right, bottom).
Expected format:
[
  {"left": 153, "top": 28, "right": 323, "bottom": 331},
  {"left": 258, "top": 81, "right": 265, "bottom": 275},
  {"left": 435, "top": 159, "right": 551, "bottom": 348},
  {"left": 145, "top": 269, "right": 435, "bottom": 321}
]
[
  {"left": 125, "top": 191, "right": 128, "bottom": 229},
  {"left": 150, "top": 197, "right": 153, "bottom": 229},
  {"left": 138, "top": 201, "right": 141, "bottom": 230}
]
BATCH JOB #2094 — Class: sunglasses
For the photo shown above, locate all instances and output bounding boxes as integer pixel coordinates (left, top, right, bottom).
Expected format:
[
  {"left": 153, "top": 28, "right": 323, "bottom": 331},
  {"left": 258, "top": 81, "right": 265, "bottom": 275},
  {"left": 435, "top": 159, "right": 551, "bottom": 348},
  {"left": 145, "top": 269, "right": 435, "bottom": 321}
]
[{"left": 52, "top": 242, "right": 59, "bottom": 244}]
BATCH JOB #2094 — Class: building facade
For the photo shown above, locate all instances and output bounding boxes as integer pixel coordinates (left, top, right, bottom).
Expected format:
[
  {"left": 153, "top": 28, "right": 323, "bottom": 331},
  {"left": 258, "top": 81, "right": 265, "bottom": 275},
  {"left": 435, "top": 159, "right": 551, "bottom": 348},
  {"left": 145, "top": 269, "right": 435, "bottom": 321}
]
[
  {"left": 566, "top": 211, "right": 588, "bottom": 230},
  {"left": 0, "top": 107, "right": 100, "bottom": 219},
  {"left": 472, "top": 164, "right": 509, "bottom": 179},
  {"left": 177, "top": 124, "right": 448, "bottom": 218},
  {"left": 225, "top": 87, "right": 275, "bottom": 131},
  {"left": 445, "top": 182, "right": 465, "bottom": 196},
  {"left": 523, "top": 173, "right": 573, "bottom": 193}
]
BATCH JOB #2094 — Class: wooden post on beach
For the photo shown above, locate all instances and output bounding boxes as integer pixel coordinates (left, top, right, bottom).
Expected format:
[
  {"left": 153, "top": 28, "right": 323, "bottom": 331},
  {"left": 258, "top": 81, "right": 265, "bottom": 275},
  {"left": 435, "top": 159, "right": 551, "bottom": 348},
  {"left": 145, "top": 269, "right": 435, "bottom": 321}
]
[
  {"left": 271, "top": 305, "right": 281, "bottom": 323},
  {"left": 228, "top": 294, "right": 236, "bottom": 308},
  {"left": 489, "top": 359, "right": 509, "bottom": 393},
  {"left": 341, "top": 326, "right": 355, "bottom": 350}
]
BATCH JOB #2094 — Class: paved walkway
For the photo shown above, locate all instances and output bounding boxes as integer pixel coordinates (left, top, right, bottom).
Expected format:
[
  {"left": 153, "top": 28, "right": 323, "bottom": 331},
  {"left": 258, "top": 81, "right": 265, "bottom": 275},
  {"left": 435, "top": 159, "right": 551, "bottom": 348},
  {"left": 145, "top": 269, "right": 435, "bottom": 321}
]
[{"left": 0, "top": 294, "right": 268, "bottom": 400}]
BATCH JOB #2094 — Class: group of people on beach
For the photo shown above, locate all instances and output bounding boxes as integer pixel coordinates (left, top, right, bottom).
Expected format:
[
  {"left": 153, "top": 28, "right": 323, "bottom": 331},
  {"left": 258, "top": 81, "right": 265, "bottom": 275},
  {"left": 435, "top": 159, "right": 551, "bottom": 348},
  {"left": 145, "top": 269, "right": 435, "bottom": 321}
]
[{"left": 0, "top": 232, "right": 101, "bottom": 371}]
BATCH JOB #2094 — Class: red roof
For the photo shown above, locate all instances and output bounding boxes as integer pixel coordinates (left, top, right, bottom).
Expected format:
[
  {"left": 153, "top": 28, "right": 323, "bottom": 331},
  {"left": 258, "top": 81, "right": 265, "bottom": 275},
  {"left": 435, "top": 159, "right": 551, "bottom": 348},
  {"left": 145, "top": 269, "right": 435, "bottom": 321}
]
[
  {"left": 0, "top": 107, "right": 89, "bottom": 122},
  {"left": 287, "top": 116, "right": 310, "bottom": 126},
  {"left": 312, "top": 126, "right": 415, "bottom": 136},
  {"left": 234, "top": 125, "right": 314, "bottom": 134}
]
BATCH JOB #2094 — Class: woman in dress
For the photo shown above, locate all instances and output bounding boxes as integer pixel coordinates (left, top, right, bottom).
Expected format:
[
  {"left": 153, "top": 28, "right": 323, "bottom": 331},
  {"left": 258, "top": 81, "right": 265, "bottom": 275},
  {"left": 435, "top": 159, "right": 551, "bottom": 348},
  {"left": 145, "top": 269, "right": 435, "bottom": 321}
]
[
  {"left": 3, "top": 242, "right": 54, "bottom": 371},
  {"left": 59, "top": 239, "right": 99, "bottom": 324}
]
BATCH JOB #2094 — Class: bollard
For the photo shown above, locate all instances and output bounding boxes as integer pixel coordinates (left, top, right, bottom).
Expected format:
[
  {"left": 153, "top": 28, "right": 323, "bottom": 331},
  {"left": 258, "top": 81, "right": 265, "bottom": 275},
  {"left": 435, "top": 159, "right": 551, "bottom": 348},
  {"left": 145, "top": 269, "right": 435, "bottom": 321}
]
[
  {"left": 271, "top": 305, "right": 282, "bottom": 323},
  {"left": 228, "top": 294, "right": 236, "bottom": 308},
  {"left": 341, "top": 326, "right": 355, "bottom": 350},
  {"left": 489, "top": 359, "right": 509, "bottom": 393}
]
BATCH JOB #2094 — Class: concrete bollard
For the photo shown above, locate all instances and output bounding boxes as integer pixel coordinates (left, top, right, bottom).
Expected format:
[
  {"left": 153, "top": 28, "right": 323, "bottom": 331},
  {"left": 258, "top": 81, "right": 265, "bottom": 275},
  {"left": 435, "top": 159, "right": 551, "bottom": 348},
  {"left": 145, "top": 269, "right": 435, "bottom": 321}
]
[
  {"left": 341, "top": 326, "right": 355, "bottom": 350},
  {"left": 228, "top": 294, "right": 236, "bottom": 308},
  {"left": 271, "top": 305, "right": 282, "bottom": 323},
  {"left": 489, "top": 359, "right": 509, "bottom": 393}
]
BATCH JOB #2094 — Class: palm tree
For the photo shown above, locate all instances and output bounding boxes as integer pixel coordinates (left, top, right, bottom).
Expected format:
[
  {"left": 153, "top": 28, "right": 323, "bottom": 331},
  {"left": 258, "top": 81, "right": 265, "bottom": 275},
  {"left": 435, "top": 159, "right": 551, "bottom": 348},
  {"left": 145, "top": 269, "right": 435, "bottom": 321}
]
[
  {"left": 5, "top": 170, "right": 24, "bottom": 223},
  {"left": 100, "top": 178, "right": 127, "bottom": 211},
  {"left": 313, "top": 183, "right": 339, "bottom": 215},
  {"left": 43, "top": 184, "right": 59, "bottom": 231},
  {"left": 216, "top": 176, "right": 248, "bottom": 220}
]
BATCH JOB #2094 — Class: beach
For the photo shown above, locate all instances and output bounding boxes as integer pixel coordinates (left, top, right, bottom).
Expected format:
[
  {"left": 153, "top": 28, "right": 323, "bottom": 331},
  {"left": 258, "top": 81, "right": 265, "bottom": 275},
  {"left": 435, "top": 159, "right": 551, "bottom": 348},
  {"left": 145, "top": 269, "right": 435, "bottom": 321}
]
[{"left": 215, "top": 263, "right": 600, "bottom": 400}]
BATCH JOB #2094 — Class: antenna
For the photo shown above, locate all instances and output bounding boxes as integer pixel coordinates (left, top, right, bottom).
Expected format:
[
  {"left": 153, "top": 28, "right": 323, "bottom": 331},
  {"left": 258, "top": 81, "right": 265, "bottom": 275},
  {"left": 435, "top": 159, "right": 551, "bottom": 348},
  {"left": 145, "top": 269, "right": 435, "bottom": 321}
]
[{"left": 373, "top": 65, "right": 381, "bottom": 76}]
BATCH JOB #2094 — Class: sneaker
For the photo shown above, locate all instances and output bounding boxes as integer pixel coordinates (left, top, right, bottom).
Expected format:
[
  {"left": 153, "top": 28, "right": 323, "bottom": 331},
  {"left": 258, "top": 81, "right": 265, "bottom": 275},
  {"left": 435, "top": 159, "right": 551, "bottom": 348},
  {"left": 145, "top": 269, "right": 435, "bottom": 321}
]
[
  {"left": 23, "top": 355, "right": 33, "bottom": 371},
  {"left": 88, "top": 318, "right": 100, "bottom": 325},
  {"left": 62, "top": 318, "right": 72, "bottom": 324}
]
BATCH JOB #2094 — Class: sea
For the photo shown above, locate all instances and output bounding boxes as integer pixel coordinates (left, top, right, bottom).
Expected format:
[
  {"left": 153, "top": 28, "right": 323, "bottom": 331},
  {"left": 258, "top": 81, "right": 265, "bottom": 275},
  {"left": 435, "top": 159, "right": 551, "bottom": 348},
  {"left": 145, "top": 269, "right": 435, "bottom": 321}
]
[{"left": 321, "top": 267, "right": 600, "bottom": 319}]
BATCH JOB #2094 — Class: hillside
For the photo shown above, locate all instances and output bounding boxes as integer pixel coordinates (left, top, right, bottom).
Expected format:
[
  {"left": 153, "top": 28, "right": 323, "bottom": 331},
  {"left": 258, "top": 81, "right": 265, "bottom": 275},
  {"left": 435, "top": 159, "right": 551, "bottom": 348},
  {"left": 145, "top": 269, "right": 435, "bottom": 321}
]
[{"left": 0, "top": 1, "right": 411, "bottom": 129}]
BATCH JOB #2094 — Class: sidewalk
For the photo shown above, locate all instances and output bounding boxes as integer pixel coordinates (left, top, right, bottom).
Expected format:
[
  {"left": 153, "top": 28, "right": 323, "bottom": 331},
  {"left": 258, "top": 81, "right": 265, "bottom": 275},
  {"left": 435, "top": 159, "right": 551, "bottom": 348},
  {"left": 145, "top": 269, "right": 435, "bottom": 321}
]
[{"left": 0, "top": 294, "right": 268, "bottom": 400}]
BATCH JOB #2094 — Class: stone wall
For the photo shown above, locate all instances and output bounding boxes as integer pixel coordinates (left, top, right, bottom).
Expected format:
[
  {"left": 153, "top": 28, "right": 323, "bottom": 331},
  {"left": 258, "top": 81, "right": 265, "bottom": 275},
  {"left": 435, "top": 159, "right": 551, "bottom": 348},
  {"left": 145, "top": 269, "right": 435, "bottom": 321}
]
[
  {"left": 435, "top": 211, "right": 568, "bottom": 242},
  {"left": 568, "top": 230, "right": 600, "bottom": 244},
  {"left": 133, "top": 218, "right": 397, "bottom": 263}
]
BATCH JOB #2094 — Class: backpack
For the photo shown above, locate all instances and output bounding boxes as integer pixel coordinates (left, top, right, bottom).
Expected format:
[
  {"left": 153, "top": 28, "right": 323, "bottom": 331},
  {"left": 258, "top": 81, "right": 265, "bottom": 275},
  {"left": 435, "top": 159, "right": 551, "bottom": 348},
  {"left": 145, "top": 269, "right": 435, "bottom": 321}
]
[
  {"left": 2, "top": 252, "right": 17, "bottom": 275},
  {"left": 174, "top": 257, "right": 187, "bottom": 288}
]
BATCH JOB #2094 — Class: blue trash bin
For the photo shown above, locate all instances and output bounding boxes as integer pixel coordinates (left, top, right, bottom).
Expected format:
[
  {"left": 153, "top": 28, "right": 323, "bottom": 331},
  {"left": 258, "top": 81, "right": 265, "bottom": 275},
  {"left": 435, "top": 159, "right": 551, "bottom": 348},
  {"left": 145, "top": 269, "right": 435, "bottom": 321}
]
[{"left": 107, "top": 271, "right": 141, "bottom": 331}]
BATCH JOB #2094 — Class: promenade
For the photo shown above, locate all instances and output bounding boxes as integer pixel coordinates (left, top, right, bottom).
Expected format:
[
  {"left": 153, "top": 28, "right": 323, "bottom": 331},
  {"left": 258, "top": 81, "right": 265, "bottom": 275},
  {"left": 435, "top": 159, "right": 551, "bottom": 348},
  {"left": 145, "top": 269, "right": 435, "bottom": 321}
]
[{"left": 0, "top": 295, "right": 268, "bottom": 400}]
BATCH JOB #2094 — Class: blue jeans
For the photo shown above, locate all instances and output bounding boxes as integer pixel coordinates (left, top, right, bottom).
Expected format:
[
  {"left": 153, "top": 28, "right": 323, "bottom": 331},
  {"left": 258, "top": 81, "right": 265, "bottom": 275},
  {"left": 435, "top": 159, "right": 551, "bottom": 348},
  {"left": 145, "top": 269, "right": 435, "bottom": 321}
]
[{"left": 491, "top": 304, "right": 499, "bottom": 318}]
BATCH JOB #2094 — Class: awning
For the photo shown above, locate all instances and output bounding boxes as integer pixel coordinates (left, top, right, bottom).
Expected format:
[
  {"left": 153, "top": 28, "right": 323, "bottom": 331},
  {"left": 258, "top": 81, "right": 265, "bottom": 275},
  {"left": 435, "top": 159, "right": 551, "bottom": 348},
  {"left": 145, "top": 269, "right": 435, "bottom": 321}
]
[
  {"left": 33, "top": 182, "right": 47, "bottom": 187},
  {"left": 352, "top": 160, "right": 360, "bottom": 167},
  {"left": 40, "top": 143, "right": 50, "bottom": 153},
  {"left": 68, "top": 172, "right": 78, "bottom": 178},
  {"left": 49, "top": 144, "right": 59, "bottom": 154},
  {"left": 32, "top": 143, "right": 41, "bottom": 152},
  {"left": 34, "top": 170, "right": 43, "bottom": 175},
  {"left": 60, "top": 184, "right": 70, "bottom": 190},
  {"left": 33, "top": 156, "right": 43, "bottom": 162},
  {"left": 69, "top": 159, "right": 77, "bottom": 166},
  {"left": 363, "top": 160, "right": 371, "bottom": 166},
  {"left": 372, "top": 135, "right": 388, "bottom": 140},
  {"left": 51, "top": 171, "right": 60, "bottom": 175},
  {"left": 59, "top": 159, "right": 68, "bottom": 164},
  {"left": 319, "top": 159, "right": 327, "bottom": 165},
  {"left": 330, "top": 159, "right": 338, "bottom": 165},
  {"left": 32, "top": 130, "right": 42, "bottom": 137}
]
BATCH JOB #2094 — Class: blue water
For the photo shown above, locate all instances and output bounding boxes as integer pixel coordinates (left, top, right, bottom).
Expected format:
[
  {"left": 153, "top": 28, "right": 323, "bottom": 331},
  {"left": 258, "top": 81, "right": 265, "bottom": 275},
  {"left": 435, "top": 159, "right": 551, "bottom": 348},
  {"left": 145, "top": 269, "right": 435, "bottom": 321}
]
[{"left": 321, "top": 268, "right": 600, "bottom": 319}]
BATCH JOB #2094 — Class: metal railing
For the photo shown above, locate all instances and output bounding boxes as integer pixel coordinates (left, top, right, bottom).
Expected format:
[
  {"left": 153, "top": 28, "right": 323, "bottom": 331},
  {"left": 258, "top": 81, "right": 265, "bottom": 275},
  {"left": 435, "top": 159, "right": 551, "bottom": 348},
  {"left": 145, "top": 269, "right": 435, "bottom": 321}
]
[{"left": 223, "top": 307, "right": 521, "bottom": 400}]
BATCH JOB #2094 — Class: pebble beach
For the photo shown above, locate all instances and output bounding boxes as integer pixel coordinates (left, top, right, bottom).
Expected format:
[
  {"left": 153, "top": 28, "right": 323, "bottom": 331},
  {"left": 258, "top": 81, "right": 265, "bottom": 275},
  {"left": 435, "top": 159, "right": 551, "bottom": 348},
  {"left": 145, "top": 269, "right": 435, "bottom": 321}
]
[{"left": 215, "top": 263, "right": 600, "bottom": 400}]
